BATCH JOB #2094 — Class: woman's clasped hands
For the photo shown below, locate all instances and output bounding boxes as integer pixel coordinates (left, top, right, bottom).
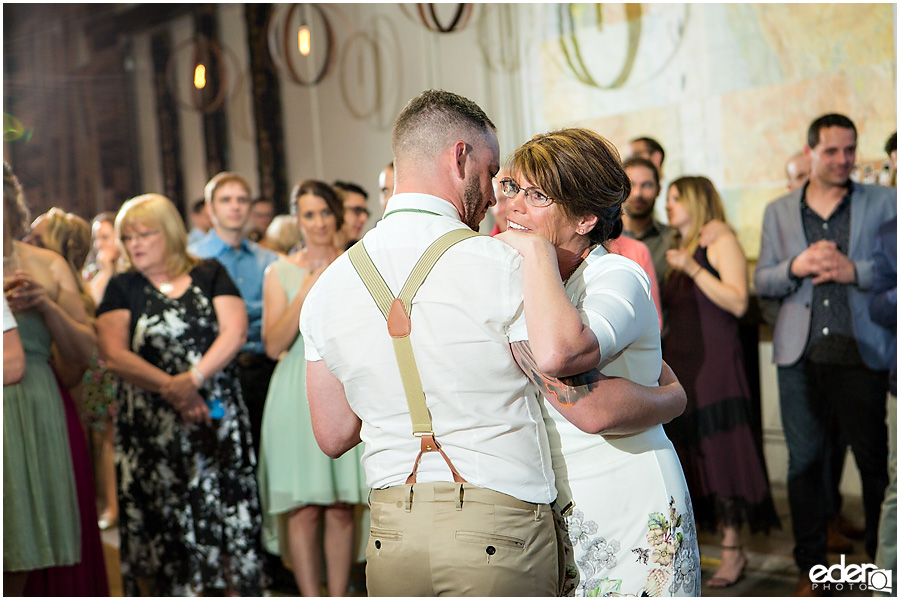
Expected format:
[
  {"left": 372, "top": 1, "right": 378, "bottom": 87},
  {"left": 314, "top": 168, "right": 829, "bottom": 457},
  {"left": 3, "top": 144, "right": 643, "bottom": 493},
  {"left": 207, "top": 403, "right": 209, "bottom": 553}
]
[{"left": 161, "top": 371, "right": 211, "bottom": 425}]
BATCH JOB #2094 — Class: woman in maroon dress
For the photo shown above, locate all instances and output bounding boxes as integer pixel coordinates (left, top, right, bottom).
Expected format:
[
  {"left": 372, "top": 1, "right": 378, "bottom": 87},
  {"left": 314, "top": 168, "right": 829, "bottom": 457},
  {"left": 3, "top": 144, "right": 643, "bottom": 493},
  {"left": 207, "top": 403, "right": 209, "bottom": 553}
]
[{"left": 661, "top": 176, "right": 779, "bottom": 589}]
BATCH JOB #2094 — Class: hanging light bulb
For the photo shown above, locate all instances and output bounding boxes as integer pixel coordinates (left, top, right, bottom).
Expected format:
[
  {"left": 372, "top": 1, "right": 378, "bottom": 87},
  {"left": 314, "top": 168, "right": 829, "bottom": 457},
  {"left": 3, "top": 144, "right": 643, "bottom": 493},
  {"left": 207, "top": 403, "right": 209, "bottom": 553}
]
[
  {"left": 193, "top": 63, "right": 207, "bottom": 89},
  {"left": 298, "top": 24, "right": 311, "bottom": 56}
]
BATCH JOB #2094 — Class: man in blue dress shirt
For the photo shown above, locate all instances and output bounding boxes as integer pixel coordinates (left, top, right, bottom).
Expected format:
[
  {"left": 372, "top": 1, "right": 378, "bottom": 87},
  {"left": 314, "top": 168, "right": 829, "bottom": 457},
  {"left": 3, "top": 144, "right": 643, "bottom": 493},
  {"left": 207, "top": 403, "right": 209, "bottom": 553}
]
[{"left": 188, "top": 171, "right": 278, "bottom": 452}]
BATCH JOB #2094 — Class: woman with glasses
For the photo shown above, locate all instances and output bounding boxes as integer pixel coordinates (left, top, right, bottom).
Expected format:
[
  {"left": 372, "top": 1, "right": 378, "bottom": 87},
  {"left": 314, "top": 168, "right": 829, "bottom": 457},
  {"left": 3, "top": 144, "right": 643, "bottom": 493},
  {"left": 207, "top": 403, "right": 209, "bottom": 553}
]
[
  {"left": 496, "top": 129, "right": 701, "bottom": 597},
  {"left": 257, "top": 180, "right": 366, "bottom": 596},
  {"left": 95, "top": 193, "right": 262, "bottom": 596}
]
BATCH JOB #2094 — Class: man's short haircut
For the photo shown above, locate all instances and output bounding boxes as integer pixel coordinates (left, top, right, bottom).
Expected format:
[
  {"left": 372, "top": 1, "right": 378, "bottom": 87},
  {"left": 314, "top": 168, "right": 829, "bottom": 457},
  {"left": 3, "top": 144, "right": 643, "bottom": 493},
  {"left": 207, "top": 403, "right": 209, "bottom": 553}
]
[
  {"left": 807, "top": 114, "right": 857, "bottom": 149},
  {"left": 204, "top": 171, "right": 251, "bottom": 205},
  {"left": 391, "top": 90, "right": 496, "bottom": 166},
  {"left": 886, "top": 132, "right": 897, "bottom": 156},
  {"left": 630, "top": 136, "right": 665, "bottom": 164},
  {"left": 191, "top": 198, "right": 206, "bottom": 214},
  {"left": 251, "top": 197, "right": 273, "bottom": 207},
  {"left": 333, "top": 180, "right": 369, "bottom": 200},
  {"left": 622, "top": 156, "right": 661, "bottom": 190}
]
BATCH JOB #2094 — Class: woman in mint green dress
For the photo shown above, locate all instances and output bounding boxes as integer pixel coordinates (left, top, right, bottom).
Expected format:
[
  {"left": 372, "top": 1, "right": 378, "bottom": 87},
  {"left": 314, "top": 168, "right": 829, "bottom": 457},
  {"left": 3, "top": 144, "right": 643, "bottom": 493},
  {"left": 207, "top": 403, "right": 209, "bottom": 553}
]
[{"left": 258, "top": 180, "right": 367, "bottom": 596}]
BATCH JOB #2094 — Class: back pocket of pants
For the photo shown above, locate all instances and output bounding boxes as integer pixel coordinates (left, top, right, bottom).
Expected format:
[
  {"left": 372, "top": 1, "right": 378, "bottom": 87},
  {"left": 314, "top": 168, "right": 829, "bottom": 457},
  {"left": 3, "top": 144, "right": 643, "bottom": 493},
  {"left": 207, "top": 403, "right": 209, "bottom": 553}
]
[{"left": 455, "top": 530, "right": 525, "bottom": 551}]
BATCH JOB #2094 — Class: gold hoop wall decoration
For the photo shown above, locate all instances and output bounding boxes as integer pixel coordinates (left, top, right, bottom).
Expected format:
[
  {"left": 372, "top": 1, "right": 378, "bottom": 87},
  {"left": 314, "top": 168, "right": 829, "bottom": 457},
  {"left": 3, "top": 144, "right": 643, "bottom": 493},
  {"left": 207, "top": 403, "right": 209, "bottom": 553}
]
[
  {"left": 267, "top": 3, "right": 336, "bottom": 87},
  {"left": 557, "top": 4, "right": 689, "bottom": 90},
  {"left": 401, "top": 4, "right": 475, "bottom": 34},
  {"left": 165, "top": 34, "right": 239, "bottom": 114}
]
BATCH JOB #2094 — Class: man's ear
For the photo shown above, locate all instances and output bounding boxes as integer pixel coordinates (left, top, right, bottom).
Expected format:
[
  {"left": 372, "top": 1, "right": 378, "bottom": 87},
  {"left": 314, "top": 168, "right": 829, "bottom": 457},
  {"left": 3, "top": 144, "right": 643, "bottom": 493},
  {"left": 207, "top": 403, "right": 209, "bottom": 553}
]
[{"left": 452, "top": 141, "right": 468, "bottom": 181}]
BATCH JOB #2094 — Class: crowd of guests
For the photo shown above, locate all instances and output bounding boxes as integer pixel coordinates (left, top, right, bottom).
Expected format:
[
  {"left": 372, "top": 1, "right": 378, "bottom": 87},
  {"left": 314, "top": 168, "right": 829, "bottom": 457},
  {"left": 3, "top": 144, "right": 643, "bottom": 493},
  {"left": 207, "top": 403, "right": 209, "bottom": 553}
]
[{"left": 2, "top": 91, "right": 896, "bottom": 599}]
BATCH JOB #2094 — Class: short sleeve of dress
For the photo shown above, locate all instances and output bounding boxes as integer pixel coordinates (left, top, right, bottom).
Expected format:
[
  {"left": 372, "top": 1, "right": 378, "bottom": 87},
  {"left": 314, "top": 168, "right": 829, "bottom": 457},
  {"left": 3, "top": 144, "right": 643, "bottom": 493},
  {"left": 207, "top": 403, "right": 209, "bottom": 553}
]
[
  {"left": 193, "top": 259, "right": 241, "bottom": 299},
  {"left": 580, "top": 255, "right": 655, "bottom": 360},
  {"left": 96, "top": 273, "right": 131, "bottom": 316},
  {"left": 3, "top": 296, "right": 16, "bottom": 332}
]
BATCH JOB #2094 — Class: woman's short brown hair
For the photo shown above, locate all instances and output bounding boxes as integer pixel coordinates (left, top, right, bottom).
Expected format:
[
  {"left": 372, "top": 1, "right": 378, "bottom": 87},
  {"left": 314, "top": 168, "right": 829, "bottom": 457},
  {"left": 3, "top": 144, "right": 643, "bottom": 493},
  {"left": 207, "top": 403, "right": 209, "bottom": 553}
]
[
  {"left": 506, "top": 128, "right": 630, "bottom": 245},
  {"left": 115, "top": 193, "right": 200, "bottom": 277}
]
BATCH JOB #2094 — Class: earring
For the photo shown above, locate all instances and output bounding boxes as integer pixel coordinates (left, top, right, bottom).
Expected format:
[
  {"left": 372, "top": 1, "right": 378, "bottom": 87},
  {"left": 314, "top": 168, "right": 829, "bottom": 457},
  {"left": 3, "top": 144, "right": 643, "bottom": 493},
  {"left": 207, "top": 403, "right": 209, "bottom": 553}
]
[{"left": 577, "top": 229, "right": 584, "bottom": 235}]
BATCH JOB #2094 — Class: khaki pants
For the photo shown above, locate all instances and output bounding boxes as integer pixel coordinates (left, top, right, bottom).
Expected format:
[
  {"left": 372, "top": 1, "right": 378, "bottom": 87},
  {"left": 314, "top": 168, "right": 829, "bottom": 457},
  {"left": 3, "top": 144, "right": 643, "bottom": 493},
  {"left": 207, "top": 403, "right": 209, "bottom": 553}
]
[{"left": 366, "top": 482, "right": 559, "bottom": 596}]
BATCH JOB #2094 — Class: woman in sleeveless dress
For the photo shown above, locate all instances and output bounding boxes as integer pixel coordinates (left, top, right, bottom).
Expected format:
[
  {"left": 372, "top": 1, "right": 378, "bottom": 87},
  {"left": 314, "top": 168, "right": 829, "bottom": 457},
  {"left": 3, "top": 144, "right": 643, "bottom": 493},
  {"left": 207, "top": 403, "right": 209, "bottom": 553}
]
[
  {"left": 496, "top": 129, "right": 701, "bottom": 596},
  {"left": 258, "top": 180, "right": 367, "bottom": 596},
  {"left": 3, "top": 163, "right": 95, "bottom": 595},
  {"left": 96, "top": 193, "right": 262, "bottom": 596},
  {"left": 661, "top": 176, "right": 779, "bottom": 588}
]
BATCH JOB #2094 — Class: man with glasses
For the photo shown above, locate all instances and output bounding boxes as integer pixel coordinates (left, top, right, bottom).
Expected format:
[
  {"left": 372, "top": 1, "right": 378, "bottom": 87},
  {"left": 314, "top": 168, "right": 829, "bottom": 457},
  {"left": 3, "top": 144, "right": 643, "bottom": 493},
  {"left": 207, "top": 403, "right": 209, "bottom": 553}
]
[{"left": 333, "top": 180, "right": 371, "bottom": 249}]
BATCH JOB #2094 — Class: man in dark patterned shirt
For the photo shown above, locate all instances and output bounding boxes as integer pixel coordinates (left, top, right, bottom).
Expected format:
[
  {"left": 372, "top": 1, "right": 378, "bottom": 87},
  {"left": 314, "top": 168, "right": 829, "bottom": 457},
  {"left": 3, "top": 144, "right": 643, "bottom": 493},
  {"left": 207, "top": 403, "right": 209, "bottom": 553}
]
[{"left": 756, "top": 113, "right": 897, "bottom": 596}]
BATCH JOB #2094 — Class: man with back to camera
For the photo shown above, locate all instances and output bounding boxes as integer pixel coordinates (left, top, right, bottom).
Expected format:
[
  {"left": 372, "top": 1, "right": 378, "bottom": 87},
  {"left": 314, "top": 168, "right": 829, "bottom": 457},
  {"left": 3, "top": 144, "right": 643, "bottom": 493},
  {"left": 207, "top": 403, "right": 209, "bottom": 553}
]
[
  {"left": 755, "top": 113, "right": 896, "bottom": 596},
  {"left": 299, "top": 90, "right": 687, "bottom": 596},
  {"left": 333, "top": 180, "right": 371, "bottom": 249}
]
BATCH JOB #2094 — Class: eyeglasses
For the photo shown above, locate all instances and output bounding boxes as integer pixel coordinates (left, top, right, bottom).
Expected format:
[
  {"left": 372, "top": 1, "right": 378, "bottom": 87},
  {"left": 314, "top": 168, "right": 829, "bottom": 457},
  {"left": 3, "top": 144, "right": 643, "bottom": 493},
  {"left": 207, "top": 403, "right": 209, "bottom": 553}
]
[
  {"left": 346, "top": 206, "right": 371, "bottom": 217},
  {"left": 498, "top": 178, "right": 554, "bottom": 207},
  {"left": 120, "top": 230, "right": 160, "bottom": 244}
]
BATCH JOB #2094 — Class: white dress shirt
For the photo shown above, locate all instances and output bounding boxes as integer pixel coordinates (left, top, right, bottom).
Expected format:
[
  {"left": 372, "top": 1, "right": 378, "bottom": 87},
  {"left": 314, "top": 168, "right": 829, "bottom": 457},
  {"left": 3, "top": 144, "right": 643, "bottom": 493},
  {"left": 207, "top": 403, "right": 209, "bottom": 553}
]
[{"left": 300, "top": 193, "right": 556, "bottom": 504}]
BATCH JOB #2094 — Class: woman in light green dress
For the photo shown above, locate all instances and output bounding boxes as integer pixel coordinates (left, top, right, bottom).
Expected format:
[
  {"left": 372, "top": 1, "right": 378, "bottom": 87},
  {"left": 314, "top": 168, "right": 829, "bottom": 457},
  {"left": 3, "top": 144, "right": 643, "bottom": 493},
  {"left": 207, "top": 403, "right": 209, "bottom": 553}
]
[{"left": 257, "top": 180, "right": 367, "bottom": 596}]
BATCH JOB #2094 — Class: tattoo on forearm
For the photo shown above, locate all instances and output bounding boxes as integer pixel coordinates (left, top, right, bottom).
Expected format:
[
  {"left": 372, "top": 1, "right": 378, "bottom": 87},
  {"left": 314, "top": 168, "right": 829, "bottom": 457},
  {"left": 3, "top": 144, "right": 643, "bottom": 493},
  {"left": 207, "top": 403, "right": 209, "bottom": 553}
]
[{"left": 511, "top": 341, "right": 605, "bottom": 407}]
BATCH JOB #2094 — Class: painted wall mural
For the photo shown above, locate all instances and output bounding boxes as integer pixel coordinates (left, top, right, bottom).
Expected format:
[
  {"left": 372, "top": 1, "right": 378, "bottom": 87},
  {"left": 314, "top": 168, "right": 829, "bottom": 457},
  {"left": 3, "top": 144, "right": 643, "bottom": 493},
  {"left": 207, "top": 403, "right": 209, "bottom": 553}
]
[{"left": 539, "top": 3, "right": 896, "bottom": 260}]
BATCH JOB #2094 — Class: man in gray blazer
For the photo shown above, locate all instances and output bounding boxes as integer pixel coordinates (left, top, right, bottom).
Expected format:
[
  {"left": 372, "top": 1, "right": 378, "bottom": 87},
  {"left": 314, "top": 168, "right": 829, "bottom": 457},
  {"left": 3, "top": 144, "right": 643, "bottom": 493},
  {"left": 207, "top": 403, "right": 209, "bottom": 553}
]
[{"left": 756, "top": 113, "right": 896, "bottom": 595}]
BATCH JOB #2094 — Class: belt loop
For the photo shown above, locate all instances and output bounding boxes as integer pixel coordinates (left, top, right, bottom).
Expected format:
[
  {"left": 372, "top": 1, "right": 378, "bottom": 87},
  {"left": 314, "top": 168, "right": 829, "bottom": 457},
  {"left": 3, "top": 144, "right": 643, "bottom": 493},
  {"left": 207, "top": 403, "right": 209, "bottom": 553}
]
[
  {"left": 455, "top": 483, "right": 463, "bottom": 511},
  {"left": 405, "top": 484, "right": 413, "bottom": 513},
  {"left": 367, "top": 488, "right": 373, "bottom": 509},
  {"left": 535, "top": 503, "right": 542, "bottom": 521}
]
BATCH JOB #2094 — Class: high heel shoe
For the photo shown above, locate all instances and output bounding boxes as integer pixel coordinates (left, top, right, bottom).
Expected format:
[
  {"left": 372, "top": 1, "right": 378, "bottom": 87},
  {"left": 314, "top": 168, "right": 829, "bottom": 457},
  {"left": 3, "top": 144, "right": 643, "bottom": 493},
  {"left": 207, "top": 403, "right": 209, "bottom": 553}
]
[{"left": 706, "top": 544, "right": 746, "bottom": 588}]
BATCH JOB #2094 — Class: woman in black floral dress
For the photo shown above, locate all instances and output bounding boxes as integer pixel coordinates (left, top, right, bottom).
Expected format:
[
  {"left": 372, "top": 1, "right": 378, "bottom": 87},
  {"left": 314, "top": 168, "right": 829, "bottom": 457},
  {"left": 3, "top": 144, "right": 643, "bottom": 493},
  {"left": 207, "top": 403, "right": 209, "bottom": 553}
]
[{"left": 96, "top": 193, "right": 262, "bottom": 596}]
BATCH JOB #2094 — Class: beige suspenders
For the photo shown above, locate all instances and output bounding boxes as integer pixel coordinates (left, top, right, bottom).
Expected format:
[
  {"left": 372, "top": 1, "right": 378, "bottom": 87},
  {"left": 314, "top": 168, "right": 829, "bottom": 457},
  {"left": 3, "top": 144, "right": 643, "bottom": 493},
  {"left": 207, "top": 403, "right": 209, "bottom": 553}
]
[{"left": 348, "top": 228, "right": 479, "bottom": 484}]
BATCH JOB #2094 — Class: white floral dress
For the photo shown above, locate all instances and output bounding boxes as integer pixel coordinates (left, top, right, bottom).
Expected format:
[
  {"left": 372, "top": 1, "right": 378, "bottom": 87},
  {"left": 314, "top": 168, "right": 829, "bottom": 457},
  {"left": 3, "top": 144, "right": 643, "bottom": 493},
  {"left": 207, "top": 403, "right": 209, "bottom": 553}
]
[{"left": 544, "top": 247, "right": 701, "bottom": 597}]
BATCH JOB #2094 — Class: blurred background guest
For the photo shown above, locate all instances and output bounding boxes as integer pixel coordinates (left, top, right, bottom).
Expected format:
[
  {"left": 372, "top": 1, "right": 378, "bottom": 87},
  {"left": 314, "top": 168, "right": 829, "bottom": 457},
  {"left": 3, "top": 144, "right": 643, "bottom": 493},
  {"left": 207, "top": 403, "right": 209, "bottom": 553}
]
[
  {"left": 661, "top": 175, "right": 780, "bottom": 589},
  {"left": 489, "top": 168, "right": 510, "bottom": 236},
  {"left": 246, "top": 196, "right": 276, "bottom": 243},
  {"left": 21, "top": 206, "right": 109, "bottom": 596},
  {"left": 333, "top": 180, "right": 370, "bottom": 250},
  {"left": 3, "top": 162, "right": 94, "bottom": 595},
  {"left": 260, "top": 214, "right": 302, "bottom": 256},
  {"left": 186, "top": 198, "right": 212, "bottom": 245},
  {"left": 96, "top": 193, "right": 262, "bottom": 596},
  {"left": 258, "top": 180, "right": 366, "bottom": 596},
  {"left": 81, "top": 211, "right": 121, "bottom": 532}
]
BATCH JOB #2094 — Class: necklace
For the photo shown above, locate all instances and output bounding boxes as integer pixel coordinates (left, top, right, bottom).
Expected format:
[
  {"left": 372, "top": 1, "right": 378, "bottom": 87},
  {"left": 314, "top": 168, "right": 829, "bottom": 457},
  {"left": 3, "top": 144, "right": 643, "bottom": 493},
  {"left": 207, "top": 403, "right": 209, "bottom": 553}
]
[{"left": 158, "top": 281, "right": 174, "bottom": 295}]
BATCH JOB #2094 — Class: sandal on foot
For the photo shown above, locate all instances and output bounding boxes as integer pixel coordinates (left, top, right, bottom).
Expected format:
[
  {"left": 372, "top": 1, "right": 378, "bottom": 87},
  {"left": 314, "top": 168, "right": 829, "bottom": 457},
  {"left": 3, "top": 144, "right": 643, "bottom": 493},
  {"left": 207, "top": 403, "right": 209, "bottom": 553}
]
[{"left": 706, "top": 545, "right": 746, "bottom": 588}]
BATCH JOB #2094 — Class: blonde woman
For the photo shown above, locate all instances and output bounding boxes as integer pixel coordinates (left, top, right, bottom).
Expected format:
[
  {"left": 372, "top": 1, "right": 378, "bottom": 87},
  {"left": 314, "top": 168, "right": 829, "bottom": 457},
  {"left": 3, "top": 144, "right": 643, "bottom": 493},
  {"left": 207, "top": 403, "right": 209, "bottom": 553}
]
[
  {"left": 96, "top": 194, "right": 262, "bottom": 596},
  {"left": 661, "top": 176, "right": 779, "bottom": 588},
  {"left": 260, "top": 214, "right": 302, "bottom": 255}
]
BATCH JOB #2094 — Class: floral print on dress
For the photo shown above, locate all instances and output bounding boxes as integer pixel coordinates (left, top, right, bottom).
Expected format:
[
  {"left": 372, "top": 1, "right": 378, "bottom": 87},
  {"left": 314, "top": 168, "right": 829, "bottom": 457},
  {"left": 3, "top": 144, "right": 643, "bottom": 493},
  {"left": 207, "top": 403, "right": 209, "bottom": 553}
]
[
  {"left": 114, "top": 273, "right": 262, "bottom": 596},
  {"left": 561, "top": 496, "right": 700, "bottom": 597}
]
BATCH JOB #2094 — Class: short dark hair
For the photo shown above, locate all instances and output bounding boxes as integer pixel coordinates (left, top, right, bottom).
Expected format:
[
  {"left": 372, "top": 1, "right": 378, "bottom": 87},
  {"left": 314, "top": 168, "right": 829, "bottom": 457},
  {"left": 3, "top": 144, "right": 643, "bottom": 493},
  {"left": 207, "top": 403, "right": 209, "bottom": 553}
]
[
  {"left": 392, "top": 90, "right": 496, "bottom": 165},
  {"left": 333, "top": 181, "right": 368, "bottom": 200},
  {"left": 191, "top": 198, "right": 206, "bottom": 214},
  {"left": 807, "top": 114, "right": 857, "bottom": 148},
  {"left": 507, "top": 128, "right": 630, "bottom": 245},
  {"left": 290, "top": 179, "right": 344, "bottom": 230},
  {"left": 251, "top": 197, "right": 273, "bottom": 207},
  {"left": 622, "top": 156, "right": 661, "bottom": 190},
  {"left": 886, "top": 132, "right": 897, "bottom": 156},
  {"left": 630, "top": 136, "right": 665, "bottom": 164}
]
